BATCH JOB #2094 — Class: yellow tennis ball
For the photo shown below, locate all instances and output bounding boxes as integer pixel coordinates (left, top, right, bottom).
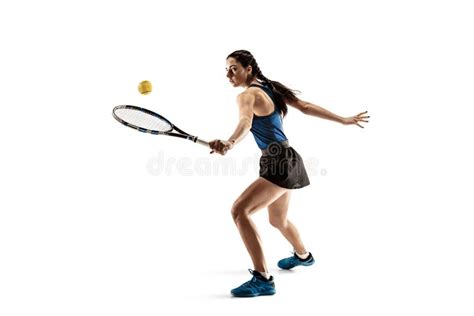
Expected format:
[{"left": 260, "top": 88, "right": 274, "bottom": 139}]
[{"left": 138, "top": 80, "right": 152, "bottom": 95}]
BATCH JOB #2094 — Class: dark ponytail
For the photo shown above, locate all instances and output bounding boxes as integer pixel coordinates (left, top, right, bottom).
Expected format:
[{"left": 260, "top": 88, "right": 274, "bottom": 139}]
[{"left": 227, "top": 50, "right": 299, "bottom": 117}]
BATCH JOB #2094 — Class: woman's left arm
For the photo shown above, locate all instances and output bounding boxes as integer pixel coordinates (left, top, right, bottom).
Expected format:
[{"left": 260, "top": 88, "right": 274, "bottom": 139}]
[{"left": 288, "top": 98, "right": 370, "bottom": 128}]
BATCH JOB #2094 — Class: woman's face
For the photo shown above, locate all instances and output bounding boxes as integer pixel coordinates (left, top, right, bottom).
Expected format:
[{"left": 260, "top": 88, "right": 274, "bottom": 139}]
[{"left": 226, "top": 57, "right": 252, "bottom": 87}]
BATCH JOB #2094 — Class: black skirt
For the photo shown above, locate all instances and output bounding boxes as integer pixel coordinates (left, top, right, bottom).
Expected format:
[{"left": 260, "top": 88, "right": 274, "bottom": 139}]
[{"left": 259, "top": 142, "right": 310, "bottom": 189}]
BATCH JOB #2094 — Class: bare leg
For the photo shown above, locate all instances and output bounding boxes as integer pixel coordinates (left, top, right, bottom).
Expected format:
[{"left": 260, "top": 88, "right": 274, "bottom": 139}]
[
  {"left": 231, "top": 177, "right": 288, "bottom": 273},
  {"left": 268, "top": 192, "right": 307, "bottom": 254}
]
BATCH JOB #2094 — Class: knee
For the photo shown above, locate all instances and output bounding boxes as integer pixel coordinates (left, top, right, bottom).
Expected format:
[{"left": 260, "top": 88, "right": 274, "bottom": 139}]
[
  {"left": 269, "top": 216, "right": 287, "bottom": 230},
  {"left": 231, "top": 200, "right": 250, "bottom": 223}
]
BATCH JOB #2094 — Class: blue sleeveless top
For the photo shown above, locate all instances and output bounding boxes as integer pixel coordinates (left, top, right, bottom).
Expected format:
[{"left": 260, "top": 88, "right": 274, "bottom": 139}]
[{"left": 249, "top": 83, "right": 288, "bottom": 150}]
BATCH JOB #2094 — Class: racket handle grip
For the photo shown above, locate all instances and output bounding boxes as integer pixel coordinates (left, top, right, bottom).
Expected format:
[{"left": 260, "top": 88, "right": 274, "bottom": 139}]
[{"left": 195, "top": 138, "right": 209, "bottom": 147}]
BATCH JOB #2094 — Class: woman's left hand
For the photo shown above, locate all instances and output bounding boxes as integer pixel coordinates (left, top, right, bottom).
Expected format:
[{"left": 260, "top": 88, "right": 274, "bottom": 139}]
[
  {"left": 209, "top": 139, "right": 234, "bottom": 155},
  {"left": 342, "top": 111, "right": 370, "bottom": 128}
]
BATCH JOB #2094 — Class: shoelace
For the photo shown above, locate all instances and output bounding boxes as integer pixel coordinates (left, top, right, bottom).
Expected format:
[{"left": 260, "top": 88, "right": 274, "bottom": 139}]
[
  {"left": 237, "top": 278, "right": 261, "bottom": 289},
  {"left": 286, "top": 252, "right": 299, "bottom": 262}
]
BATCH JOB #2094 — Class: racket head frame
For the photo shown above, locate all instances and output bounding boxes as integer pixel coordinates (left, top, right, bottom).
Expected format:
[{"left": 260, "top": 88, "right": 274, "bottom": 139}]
[
  {"left": 112, "top": 105, "right": 175, "bottom": 135},
  {"left": 112, "top": 105, "right": 207, "bottom": 145}
]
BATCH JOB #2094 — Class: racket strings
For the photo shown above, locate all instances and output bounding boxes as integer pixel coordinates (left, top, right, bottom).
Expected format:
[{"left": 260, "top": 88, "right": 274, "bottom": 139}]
[{"left": 115, "top": 108, "right": 172, "bottom": 132}]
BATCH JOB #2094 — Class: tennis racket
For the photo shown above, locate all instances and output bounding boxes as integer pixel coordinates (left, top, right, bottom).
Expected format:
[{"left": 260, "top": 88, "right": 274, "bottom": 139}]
[{"left": 112, "top": 105, "right": 209, "bottom": 147}]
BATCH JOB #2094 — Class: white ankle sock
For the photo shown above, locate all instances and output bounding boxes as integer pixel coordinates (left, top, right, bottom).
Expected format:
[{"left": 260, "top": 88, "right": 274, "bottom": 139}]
[
  {"left": 258, "top": 271, "right": 271, "bottom": 280},
  {"left": 295, "top": 251, "right": 310, "bottom": 260}
]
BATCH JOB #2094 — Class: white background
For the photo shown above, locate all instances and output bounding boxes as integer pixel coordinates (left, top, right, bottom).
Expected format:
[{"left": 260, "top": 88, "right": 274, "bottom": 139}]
[{"left": 1, "top": 0, "right": 473, "bottom": 315}]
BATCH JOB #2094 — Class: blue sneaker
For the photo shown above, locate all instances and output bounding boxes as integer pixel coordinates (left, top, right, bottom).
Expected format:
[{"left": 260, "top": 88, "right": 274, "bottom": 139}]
[
  {"left": 231, "top": 269, "right": 276, "bottom": 297},
  {"left": 277, "top": 252, "right": 315, "bottom": 270}
]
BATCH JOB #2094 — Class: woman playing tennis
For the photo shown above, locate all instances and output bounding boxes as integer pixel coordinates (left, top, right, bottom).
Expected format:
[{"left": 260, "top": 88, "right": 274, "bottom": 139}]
[{"left": 209, "top": 50, "right": 369, "bottom": 297}]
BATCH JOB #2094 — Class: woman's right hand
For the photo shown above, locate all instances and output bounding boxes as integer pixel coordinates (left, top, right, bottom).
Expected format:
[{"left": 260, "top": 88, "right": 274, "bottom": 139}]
[{"left": 209, "top": 139, "right": 234, "bottom": 155}]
